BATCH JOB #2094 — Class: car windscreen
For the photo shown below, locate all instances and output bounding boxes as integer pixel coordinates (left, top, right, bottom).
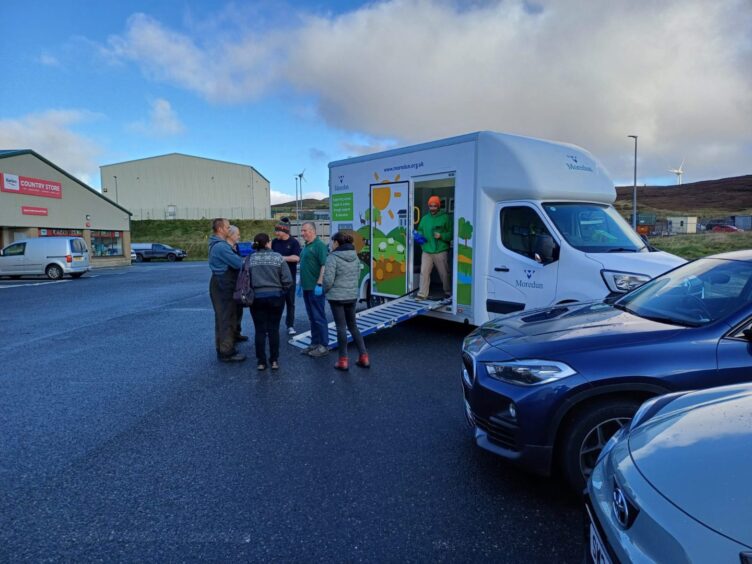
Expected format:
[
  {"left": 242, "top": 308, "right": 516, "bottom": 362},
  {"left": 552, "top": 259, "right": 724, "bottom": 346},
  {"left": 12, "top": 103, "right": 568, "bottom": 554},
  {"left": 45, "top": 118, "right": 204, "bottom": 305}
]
[
  {"left": 542, "top": 203, "right": 646, "bottom": 253},
  {"left": 616, "top": 258, "right": 752, "bottom": 326}
]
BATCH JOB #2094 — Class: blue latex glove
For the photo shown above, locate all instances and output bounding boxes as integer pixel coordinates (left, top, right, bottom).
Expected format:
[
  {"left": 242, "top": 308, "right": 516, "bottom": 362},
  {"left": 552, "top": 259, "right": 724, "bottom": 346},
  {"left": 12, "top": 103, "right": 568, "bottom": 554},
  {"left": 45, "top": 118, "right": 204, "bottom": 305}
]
[
  {"left": 412, "top": 231, "right": 427, "bottom": 245},
  {"left": 296, "top": 284, "right": 303, "bottom": 297},
  {"left": 314, "top": 284, "right": 323, "bottom": 297}
]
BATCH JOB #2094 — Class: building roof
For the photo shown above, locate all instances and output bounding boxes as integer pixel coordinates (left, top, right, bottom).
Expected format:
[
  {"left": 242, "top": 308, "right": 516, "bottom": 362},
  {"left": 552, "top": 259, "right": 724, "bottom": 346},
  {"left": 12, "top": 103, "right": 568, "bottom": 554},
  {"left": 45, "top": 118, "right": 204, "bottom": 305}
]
[
  {"left": 100, "top": 152, "right": 270, "bottom": 184},
  {"left": 0, "top": 149, "right": 132, "bottom": 216}
]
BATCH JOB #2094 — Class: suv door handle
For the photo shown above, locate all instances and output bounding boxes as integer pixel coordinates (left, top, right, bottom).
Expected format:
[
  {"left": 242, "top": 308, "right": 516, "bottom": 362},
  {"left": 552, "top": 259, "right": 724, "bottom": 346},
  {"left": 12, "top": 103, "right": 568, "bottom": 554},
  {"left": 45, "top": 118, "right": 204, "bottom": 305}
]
[{"left": 495, "top": 266, "right": 510, "bottom": 272}]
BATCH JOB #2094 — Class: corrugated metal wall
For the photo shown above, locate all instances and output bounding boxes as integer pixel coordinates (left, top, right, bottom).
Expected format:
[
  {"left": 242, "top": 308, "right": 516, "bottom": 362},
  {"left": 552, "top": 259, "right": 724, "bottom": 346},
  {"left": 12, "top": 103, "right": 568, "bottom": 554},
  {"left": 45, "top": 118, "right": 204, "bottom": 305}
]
[{"left": 101, "top": 154, "right": 271, "bottom": 220}]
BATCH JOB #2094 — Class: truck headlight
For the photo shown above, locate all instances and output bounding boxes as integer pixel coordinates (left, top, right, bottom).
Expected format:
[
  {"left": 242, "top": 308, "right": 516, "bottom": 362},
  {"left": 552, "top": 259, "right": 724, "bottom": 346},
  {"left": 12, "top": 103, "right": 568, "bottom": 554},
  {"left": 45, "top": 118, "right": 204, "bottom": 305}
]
[
  {"left": 601, "top": 270, "right": 651, "bottom": 293},
  {"left": 482, "top": 360, "right": 576, "bottom": 386}
]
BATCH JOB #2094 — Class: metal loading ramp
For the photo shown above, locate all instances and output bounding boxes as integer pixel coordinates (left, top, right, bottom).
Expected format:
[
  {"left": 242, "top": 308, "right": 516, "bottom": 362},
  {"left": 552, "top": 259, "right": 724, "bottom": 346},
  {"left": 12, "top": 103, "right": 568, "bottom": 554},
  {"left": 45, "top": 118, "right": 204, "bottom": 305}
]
[{"left": 288, "top": 295, "right": 451, "bottom": 350}]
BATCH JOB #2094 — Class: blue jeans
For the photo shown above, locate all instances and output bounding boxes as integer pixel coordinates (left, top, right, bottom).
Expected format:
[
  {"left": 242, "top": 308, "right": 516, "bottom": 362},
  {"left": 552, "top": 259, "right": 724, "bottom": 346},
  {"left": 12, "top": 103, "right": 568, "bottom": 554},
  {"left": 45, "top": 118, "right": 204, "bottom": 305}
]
[{"left": 303, "top": 290, "right": 329, "bottom": 346}]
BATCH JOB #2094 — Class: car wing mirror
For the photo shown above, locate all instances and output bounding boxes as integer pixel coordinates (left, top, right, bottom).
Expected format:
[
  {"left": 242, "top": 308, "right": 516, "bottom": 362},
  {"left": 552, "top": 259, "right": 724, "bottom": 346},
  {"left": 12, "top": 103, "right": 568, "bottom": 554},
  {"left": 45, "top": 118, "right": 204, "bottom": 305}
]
[{"left": 533, "top": 233, "right": 558, "bottom": 265}]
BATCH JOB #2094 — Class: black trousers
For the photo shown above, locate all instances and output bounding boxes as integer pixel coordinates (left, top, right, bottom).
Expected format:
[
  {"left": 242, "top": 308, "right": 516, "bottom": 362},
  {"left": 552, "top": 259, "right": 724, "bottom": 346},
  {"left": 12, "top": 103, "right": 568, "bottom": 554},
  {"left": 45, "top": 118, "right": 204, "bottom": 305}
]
[
  {"left": 283, "top": 281, "right": 296, "bottom": 329},
  {"left": 250, "top": 295, "right": 285, "bottom": 363},
  {"left": 329, "top": 300, "right": 367, "bottom": 357},
  {"left": 210, "top": 269, "right": 239, "bottom": 357},
  {"left": 235, "top": 304, "right": 244, "bottom": 337}
]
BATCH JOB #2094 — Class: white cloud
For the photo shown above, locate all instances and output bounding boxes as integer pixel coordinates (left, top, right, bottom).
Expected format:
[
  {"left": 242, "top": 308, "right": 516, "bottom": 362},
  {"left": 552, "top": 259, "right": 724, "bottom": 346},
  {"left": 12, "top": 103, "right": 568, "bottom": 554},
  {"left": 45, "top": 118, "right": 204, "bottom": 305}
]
[
  {"left": 38, "top": 53, "right": 60, "bottom": 67},
  {"left": 129, "top": 98, "right": 185, "bottom": 136},
  {"left": 102, "top": 1, "right": 752, "bottom": 183},
  {"left": 0, "top": 110, "right": 103, "bottom": 186},
  {"left": 270, "top": 190, "right": 295, "bottom": 205},
  {"left": 104, "top": 13, "right": 284, "bottom": 103}
]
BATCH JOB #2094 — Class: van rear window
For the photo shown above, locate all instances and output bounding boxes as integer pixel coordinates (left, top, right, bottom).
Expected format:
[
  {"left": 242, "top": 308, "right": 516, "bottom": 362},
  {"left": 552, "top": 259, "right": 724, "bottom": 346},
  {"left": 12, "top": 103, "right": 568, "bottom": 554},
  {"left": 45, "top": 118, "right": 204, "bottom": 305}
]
[{"left": 69, "top": 239, "right": 87, "bottom": 254}]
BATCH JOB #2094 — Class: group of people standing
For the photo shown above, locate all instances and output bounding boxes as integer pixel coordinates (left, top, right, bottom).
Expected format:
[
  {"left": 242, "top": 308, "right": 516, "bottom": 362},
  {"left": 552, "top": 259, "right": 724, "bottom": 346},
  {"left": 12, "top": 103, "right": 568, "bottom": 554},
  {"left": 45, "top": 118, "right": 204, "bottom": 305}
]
[{"left": 208, "top": 217, "right": 369, "bottom": 371}]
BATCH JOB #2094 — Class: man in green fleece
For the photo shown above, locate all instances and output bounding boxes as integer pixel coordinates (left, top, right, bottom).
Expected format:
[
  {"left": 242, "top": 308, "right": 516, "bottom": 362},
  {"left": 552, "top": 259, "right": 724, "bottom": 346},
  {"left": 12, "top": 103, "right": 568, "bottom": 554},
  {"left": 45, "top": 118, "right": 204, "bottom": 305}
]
[{"left": 416, "top": 195, "right": 452, "bottom": 300}]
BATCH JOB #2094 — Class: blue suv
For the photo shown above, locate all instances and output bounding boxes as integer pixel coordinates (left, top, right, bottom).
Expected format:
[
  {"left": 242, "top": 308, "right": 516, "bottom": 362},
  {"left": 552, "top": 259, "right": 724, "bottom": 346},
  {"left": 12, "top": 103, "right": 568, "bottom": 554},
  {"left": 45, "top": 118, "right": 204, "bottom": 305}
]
[{"left": 462, "top": 250, "right": 752, "bottom": 492}]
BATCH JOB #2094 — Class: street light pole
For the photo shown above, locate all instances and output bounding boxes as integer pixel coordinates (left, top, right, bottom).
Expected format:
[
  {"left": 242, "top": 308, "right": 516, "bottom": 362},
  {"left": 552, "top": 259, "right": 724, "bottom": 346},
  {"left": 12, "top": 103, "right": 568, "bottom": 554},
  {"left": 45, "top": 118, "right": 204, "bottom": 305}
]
[
  {"left": 627, "top": 135, "right": 638, "bottom": 230},
  {"left": 113, "top": 175, "right": 119, "bottom": 204}
]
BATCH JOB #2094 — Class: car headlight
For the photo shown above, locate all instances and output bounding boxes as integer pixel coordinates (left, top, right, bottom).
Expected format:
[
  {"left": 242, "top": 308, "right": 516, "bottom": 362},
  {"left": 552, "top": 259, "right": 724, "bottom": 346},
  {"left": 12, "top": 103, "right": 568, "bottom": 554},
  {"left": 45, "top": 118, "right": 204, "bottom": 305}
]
[
  {"left": 601, "top": 270, "right": 651, "bottom": 293},
  {"left": 482, "top": 360, "right": 576, "bottom": 386}
]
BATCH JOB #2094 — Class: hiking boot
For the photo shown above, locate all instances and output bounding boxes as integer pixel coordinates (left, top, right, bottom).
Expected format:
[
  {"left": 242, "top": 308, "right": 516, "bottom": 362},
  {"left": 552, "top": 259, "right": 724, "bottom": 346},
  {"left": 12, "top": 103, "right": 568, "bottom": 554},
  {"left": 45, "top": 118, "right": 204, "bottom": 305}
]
[
  {"left": 219, "top": 353, "right": 246, "bottom": 363},
  {"left": 356, "top": 353, "right": 370, "bottom": 368},
  {"left": 334, "top": 357, "right": 349, "bottom": 371},
  {"left": 308, "top": 344, "right": 330, "bottom": 357}
]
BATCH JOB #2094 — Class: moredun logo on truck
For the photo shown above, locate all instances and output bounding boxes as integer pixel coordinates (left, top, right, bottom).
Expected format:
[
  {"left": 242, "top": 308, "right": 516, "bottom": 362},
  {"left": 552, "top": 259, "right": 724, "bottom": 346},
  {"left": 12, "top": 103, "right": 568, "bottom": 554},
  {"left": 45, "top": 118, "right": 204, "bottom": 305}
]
[
  {"left": 516, "top": 269, "right": 543, "bottom": 289},
  {"left": 565, "top": 155, "right": 593, "bottom": 173}
]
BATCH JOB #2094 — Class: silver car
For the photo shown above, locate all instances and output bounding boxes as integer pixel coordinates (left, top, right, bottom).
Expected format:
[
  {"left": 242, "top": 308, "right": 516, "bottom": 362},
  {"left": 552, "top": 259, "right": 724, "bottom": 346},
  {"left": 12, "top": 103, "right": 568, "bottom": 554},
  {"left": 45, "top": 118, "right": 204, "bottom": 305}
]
[{"left": 587, "top": 383, "right": 752, "bottom": 563}]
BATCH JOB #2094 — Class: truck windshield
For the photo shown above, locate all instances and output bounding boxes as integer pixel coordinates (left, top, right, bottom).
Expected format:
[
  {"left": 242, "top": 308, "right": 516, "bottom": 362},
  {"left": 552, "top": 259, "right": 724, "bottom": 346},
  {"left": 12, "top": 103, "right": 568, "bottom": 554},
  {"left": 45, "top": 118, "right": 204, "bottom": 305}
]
[{"left": 542, "top": 203, "right": 646, "bottom": 253}]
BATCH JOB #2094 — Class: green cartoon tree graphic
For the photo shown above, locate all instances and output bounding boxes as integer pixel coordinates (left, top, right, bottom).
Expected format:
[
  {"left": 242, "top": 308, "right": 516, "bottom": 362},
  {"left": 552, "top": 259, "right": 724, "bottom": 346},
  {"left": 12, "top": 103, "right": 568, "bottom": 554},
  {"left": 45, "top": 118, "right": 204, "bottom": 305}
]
[{"left": 458, "top": 217, "right": 474, "bottom": 245}]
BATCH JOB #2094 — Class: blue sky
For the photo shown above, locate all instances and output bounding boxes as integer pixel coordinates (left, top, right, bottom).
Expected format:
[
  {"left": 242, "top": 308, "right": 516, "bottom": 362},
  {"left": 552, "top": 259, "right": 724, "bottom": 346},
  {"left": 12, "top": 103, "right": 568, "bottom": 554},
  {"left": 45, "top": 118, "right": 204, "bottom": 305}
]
[{"left": 2, "top": 0, "right": 750, "bottom": 203}]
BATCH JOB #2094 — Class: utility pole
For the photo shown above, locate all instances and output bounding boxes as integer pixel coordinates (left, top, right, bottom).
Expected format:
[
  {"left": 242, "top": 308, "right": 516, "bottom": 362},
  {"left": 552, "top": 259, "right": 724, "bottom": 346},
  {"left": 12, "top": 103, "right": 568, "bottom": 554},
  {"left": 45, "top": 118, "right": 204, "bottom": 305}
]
[{"left": 628, "top": 135, "right": 638, "bottom": 229}]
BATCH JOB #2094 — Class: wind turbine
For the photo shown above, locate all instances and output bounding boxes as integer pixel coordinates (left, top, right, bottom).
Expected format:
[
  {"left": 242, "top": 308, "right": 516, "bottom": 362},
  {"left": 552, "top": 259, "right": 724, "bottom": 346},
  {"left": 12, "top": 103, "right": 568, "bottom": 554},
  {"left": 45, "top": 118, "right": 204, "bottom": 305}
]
[
  {"left": 668, "top": 159, "right": 684, "bottom": 185},
  {"left": 295, "top": 169, "right": 306, "bottom": 220}
]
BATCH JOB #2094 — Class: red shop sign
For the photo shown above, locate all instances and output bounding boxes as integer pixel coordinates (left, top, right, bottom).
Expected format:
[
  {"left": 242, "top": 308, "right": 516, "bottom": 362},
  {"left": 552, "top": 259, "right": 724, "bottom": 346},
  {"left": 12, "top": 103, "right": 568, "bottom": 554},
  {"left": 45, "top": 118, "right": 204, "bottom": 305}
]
[
  {"left": 1, "top": 171, "right": 62, "bottom": 199},
  {"left": 21, "top": 206, "right": 49, "bottom": 216}
]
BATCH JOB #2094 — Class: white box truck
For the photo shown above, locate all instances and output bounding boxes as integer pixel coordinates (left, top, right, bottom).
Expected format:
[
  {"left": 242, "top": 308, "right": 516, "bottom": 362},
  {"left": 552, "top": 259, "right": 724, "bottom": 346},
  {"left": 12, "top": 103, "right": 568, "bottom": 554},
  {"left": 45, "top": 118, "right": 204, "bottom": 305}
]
[{"left": 327, "top": 131, "right": 684, "bottom": 326}]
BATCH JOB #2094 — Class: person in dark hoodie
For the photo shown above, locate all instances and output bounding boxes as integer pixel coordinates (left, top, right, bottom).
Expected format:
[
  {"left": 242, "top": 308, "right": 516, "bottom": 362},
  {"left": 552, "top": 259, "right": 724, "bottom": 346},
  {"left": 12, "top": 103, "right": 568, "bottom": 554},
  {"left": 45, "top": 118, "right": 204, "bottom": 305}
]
[
  {"left": 322, "top": 231, "right": 369, "bottom": 371},
  {"left": 208, "top": 218, "right": 245, "bottom": 363},
  {"left": 248, "top": 233, "right": 293, "bottom": 371}
]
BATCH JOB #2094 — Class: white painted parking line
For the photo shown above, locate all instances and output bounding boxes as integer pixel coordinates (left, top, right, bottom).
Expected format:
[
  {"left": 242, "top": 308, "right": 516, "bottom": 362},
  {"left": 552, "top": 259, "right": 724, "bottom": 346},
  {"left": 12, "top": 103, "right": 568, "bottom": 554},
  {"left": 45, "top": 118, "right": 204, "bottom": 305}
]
[{"left": 0, "top": 280, "right": 71, "bottom": 289}]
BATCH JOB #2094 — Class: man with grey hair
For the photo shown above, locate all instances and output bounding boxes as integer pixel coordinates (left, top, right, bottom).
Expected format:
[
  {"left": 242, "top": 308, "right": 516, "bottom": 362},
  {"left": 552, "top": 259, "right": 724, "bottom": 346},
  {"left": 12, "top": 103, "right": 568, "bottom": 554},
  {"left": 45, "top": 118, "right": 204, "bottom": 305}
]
[
  {"left": 208, "top": 218, "right": 245, "bottom": 362},
  {"left": 225, "top": 224, "right": 248, "bottom": 343},
  {"left": 299, "top": 221, "right": 329, "bottom": 357}
]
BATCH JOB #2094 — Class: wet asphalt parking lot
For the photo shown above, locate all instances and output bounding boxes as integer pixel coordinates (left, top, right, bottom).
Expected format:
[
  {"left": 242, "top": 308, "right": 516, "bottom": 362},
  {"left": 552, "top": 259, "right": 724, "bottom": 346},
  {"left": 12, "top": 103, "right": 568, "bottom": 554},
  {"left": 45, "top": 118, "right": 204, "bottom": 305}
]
[{"left": 0, "top": 262, "right": 583, "bottom": 562}]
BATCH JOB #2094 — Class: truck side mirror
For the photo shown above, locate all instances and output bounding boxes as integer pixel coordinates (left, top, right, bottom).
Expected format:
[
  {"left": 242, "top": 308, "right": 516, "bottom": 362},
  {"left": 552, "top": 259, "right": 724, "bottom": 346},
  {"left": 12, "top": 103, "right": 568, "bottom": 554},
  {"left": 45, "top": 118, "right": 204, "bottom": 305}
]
[{"left": 533, "top": 233, "right": 557, "bottom": 264}]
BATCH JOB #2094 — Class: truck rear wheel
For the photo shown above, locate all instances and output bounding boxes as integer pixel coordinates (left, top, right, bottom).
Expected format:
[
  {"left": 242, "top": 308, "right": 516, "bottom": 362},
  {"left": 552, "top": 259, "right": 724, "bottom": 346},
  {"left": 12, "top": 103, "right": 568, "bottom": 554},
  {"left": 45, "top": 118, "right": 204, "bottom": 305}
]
[{"left": 46, "top": 264, "right": 63, "bottom": 280}]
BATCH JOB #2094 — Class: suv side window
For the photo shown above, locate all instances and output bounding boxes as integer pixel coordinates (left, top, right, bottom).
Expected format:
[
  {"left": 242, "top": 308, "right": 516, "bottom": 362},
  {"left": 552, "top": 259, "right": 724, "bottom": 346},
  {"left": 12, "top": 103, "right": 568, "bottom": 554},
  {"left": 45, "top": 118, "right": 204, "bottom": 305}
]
[
  {"left": 3, "top": 242, "right": 26, "bottom": 256},
  {"left": 500, "top": 206, "right": 552, "bottom": 259}
]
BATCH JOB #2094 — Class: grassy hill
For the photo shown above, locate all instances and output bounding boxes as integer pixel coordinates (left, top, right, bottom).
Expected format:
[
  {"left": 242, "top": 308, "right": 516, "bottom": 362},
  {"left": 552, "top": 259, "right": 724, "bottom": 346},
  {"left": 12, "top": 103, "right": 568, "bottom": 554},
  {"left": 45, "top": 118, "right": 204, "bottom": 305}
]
[
  {"left": 272, "top": 197, "right": 329, "bottom": 211},
  {"left": 131, "top": 219, "right": 277, "bottom": 260},
  {"left": 615, "top": 175, "right": 752, "bottom": 218}
]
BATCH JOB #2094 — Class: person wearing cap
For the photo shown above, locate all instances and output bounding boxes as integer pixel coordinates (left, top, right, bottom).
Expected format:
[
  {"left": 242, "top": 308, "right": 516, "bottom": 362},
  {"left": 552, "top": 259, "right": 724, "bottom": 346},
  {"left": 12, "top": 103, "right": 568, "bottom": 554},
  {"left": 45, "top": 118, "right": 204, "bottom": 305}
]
[
  {"left": 271, "top": 219, "right": 301, "bottom": 335},
  {"left": 415, "top": 195, "right": 453, "bottom": 300}
]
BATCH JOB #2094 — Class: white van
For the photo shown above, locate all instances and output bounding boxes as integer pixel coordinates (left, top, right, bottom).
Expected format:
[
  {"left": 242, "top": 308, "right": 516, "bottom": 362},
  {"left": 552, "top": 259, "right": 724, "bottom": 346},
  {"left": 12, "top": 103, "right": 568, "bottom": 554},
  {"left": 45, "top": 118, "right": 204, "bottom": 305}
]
[
  {"left": 328, "top": 131, "right": 685, "bottom": 325},
  {"left": 0, "top": 236, "right": 90, "bottom": 280}
]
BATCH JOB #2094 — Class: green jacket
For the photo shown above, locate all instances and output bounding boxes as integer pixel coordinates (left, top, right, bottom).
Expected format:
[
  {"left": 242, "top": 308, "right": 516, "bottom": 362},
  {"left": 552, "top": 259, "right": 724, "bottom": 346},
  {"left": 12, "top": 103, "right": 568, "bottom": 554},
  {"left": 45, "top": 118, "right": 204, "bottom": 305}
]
[
  {"left": 299, "top": 237, "right": 328, "bottom": 290},
  {"left": 417, "top": 210, "right": 453, "bottom": 254}
]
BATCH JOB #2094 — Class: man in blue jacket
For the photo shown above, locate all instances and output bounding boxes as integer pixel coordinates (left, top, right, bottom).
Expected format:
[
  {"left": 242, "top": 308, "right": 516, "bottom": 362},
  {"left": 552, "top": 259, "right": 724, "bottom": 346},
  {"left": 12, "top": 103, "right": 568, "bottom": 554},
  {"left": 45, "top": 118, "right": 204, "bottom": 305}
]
[{"left": 209, "top": 218, "right": 245, "bottom": 362}]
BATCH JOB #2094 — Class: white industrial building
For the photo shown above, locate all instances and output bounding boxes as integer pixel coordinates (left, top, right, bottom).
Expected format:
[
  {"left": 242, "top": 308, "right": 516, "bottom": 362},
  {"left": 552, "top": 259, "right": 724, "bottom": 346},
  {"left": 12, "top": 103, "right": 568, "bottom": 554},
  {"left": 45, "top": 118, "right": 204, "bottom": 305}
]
[{"left": 100, "top": 153, "right": 271, "bottom": 220}]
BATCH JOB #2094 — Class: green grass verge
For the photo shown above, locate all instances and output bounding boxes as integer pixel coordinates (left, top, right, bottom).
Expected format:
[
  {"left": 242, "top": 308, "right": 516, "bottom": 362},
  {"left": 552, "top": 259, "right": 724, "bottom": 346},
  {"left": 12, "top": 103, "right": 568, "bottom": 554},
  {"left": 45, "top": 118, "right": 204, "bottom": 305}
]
[
  {"left": 649, "top": 232, "right": 752, "bottom": 260},
  {"left": 131, "top": 219, "right": 278, "bottom": 260}
]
